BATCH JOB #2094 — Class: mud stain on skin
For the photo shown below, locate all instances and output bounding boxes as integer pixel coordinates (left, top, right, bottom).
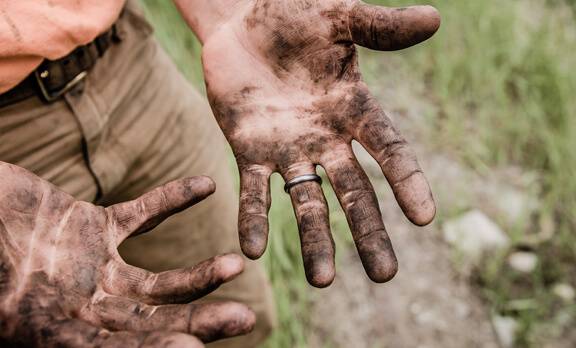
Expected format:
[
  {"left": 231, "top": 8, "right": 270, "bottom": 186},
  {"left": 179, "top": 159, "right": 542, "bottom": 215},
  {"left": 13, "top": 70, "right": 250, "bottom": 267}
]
[
  {"left": 245, "top": 1, "right": 271, "bottom": 29},
  {"left": 0, "top": 261, "right": 11, "bottom": 296},
  {"left": 207, "top": 85, "right": 261, "bottom": 138},
  {"left": 244, "top": 2, "right": 360, "bottom": 85},
  {"left": 266, "top": 24, "right": 357, "bottom": 84},
  {"left": 0, "top": 9, "right": 22, "bottom": 42}
]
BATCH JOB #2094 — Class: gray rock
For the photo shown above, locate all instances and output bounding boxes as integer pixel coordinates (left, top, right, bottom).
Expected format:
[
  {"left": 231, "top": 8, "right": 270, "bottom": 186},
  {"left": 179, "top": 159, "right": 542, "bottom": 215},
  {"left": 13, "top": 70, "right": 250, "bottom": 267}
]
[
  {"left": 492, "top": 315, "right": 518, "bottom": 348},
  {"left": 508, "top": 252, "right": 538, "bottom": 273},
  {"left": 552, "top": 283, "right": 575, "bottom": 303},
  {"left": 443, "top": 210, "right": 510, "bottom": 261},
  {"left": 488, "top": 185, "right": 539, "bottom": 227}
]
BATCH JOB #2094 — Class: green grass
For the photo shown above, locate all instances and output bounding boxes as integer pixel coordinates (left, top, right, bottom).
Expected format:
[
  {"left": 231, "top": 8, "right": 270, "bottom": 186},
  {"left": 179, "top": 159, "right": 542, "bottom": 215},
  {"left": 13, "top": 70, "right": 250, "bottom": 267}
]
[
  {"left": 376, "top": 0, "right": 576, "bottom": 346},
  {"left": 141, "top": 0, "right": 576, "bottom": 346}
]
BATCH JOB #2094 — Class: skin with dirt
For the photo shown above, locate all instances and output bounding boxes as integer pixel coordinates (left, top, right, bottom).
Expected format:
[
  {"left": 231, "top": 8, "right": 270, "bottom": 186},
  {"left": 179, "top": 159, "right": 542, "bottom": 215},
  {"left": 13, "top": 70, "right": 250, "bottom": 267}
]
[
  {"left": 0, "top": 162, "right": 255, "bottom": 348},
  {"left": 176, "top": 0, "right": 441, "bottom": 287}
]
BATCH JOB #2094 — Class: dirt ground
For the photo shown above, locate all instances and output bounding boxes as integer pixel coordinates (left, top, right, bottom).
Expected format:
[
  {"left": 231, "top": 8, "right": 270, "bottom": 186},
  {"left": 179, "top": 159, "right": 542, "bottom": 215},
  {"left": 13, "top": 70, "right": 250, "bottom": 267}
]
[{"left": 306, "top": 69, "right": 502, "bottom": 348}]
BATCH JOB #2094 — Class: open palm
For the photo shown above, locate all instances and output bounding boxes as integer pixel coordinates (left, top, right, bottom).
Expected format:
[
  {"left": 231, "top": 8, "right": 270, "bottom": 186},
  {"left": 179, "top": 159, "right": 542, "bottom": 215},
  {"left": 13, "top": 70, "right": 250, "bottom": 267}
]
[
  {"left": 0, "top": 162, "right": 254, "bottom": 347},
  {"left": 202, "top": 0, "right": 440, "bottom": 287}
]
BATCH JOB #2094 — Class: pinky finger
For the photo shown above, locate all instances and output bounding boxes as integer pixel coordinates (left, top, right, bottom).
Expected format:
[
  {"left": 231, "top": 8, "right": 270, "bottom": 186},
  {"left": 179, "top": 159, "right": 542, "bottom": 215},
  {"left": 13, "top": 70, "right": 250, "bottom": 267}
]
[{"left": 99, "top": 331, "right": 203, "bottom": 348}]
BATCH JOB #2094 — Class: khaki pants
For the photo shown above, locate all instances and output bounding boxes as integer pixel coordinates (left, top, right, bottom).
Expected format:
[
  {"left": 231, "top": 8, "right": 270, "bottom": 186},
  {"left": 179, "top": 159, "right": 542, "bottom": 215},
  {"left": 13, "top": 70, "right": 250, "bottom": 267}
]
[{"left": 0, "top": 3, "right": 275, "bottom": 347}]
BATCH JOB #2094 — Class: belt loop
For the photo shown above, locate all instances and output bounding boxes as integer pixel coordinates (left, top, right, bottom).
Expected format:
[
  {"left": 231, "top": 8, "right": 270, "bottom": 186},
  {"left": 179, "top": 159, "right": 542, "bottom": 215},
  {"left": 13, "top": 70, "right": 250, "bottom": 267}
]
[
  {"left": 111, "top": 24, "right": 122, "bottom": 43},
  {"left": 75, "top": 45, "right": 94, "bottom": 71},
  {"left": 64, "top": 84, "right": 107, "bottom": 201}
]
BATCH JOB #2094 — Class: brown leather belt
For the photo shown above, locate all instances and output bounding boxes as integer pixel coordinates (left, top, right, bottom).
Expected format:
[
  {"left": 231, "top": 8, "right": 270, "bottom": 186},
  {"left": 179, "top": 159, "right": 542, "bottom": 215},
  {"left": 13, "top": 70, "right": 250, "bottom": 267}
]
[{"left": 0, "top": 25, "right": 120, "bottom": 108}]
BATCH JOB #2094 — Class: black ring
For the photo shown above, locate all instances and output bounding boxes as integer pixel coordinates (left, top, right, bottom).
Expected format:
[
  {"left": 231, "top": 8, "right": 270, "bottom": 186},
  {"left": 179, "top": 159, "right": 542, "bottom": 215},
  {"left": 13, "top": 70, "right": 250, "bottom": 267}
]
[{"left": 284, "top": 174, "right": 322, "bottom": 193}]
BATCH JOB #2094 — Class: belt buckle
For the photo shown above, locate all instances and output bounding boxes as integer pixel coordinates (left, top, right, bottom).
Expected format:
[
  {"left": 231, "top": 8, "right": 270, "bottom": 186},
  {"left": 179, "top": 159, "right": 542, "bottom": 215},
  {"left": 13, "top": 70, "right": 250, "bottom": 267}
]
[{"left": 34, "top": 69, "right": 87, "bottom": 103}]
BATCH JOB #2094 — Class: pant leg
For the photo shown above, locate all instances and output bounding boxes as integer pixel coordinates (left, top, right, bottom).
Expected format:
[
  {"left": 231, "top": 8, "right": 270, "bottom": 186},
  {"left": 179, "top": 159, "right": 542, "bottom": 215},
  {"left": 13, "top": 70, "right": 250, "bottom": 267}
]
[
  {"left": 78, "top": 3, "right": 276, "bottom": 347},
  {"left": 106, "top": 83, "right": 276, "bottom": 348}
]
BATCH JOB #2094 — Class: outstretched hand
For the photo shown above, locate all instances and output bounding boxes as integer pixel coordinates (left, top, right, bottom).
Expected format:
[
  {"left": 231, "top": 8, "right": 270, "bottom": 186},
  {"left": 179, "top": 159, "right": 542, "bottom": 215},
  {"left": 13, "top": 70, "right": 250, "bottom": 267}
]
[
  {"left": 0, "top": 162, "right": 255, "bottom": 348},
  {"left": 198, "top": 0, "right": 440, "bottom": 287}
]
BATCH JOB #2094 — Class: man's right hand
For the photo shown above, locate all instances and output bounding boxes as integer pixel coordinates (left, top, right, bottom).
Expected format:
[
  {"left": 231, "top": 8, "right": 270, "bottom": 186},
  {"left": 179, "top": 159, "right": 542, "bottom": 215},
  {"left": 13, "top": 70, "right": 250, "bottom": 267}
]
[
  {"left": 176, "top": 0, "right": 439, "bottom": 287},
  {"left": 0, "top": 162, "right": 255, "bottom": 348}
]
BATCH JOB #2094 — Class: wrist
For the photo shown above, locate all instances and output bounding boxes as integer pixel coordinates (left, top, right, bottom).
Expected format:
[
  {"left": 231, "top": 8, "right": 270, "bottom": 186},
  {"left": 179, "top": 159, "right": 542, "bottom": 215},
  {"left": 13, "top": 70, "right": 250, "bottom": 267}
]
[{"left": 173, "top": 0, "right": 248, "bottom": 44}]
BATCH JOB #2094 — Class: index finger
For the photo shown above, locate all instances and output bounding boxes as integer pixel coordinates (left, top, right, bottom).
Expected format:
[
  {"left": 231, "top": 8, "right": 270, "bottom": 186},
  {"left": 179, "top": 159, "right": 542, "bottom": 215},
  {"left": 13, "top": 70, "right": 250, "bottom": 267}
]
[{"left": 106, "top": 176, "right": 216, "bottom": 243}]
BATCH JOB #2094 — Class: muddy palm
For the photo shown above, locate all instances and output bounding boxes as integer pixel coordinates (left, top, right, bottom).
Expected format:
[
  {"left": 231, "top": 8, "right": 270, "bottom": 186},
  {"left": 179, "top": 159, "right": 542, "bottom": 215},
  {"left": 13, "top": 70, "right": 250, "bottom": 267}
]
[
  {"left": 0, "top": 162, "right": 255, "bottom": 348},
  {"left": 192, "top": 0, "right": 440, "bottom": 287}
]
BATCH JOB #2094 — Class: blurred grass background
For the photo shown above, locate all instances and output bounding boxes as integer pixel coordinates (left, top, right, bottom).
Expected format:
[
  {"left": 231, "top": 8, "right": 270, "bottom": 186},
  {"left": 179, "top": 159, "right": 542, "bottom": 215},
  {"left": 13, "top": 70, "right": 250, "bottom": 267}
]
[{"left": 140, "top": 0, "right": 575, "bottom": 346}]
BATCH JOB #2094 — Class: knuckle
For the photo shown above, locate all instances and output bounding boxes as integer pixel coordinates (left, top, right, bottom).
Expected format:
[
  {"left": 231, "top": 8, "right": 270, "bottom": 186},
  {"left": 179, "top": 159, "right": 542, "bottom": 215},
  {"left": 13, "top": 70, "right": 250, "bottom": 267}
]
[
  {"left": 143, "top": 272, "right": 159, "bottom": 297},
  {"left": 379, "top": 139, "right": 410, "bottom": 164},
  {"left": 355, "top": 227, "right": 384, "bottom": 244},
  {"left": 347, "top": 198, "right": 384, "bottom": 232},
  {"left": 298, "top": 209, "right": 330, "bottom": 233},
  {"left": 296, "top": 200, "right": 327, "bottom": 216},
  {"left": 340, "top": 187, "right": 374, "bottom": 207},
  {"left": 240, "top": 191, "right": 268, "bottom": 211},
  {"left": 392, "top": 169, "right": 424, "bottom": 187},
  {"left": 157, "top": 187, "right": 171, "bottom": 213}
]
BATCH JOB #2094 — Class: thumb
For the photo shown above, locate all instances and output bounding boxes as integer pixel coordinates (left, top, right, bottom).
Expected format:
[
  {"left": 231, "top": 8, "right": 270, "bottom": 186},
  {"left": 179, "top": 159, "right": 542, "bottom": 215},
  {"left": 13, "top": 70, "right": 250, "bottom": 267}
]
[{"left": 349, "top": 2, "right": 441, "bottom": 51}]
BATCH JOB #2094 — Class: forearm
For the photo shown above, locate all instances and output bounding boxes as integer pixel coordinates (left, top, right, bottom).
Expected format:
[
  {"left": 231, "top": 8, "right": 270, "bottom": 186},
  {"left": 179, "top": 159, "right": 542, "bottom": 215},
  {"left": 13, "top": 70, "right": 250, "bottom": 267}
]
[{"left": 173, "top": 0, "right": 247, "bottom": 44}]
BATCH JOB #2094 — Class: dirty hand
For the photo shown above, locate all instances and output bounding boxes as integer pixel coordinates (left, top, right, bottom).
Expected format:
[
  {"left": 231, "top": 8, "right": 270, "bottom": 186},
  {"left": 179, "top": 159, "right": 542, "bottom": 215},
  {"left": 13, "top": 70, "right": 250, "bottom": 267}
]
[
  {"left": 178, "top": 0, "right": 440, "bottom": 287},
  {"left": 0, "top": 162, "right": 255, "bottom": 348}
]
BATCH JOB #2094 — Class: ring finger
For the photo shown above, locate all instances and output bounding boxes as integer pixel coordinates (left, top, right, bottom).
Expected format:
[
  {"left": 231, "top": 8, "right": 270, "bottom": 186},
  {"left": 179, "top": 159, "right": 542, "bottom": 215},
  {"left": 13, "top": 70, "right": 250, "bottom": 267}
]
[{"left": 283, "top": 164, "right": 335, "bottom": 288}]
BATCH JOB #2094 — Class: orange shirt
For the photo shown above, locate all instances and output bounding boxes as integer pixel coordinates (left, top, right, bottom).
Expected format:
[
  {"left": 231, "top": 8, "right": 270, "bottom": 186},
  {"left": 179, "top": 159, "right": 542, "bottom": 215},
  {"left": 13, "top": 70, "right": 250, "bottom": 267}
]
[{"left": 0, "top": 1, "right": 126, "bottom": 93}]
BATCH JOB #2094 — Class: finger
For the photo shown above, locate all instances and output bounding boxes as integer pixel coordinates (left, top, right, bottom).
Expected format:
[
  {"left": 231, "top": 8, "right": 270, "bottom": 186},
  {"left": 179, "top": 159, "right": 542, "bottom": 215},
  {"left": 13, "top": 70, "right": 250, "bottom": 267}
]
[
  {"left": 348, "top": 2, "right": 441, "bottom": 51},
  {"left": 321, "top": 150, "right": 398, "bottom": 282},
  {"left": 91, "top": 296, "right": 256, "bottom": 343},
  {"left": 105, "top": 254, "right": 245, "bottom": 305},
  {"left": 238, "top": 165, "right": 272, "bottom": 259},
  {"left": 31, "top": 318, "right": 203, "bottom": 348},
  {"left": 109, "top": 332, "right": 204, "bottom": 348},
  {"left": 286, "top": 176, "right": 335, "bottom": 288},
  {"left": 106, "top": 176, "right": 216, "bottom": 242},
  {"left": 355, "top": 100, "right": 436, "bottom": 226}
]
